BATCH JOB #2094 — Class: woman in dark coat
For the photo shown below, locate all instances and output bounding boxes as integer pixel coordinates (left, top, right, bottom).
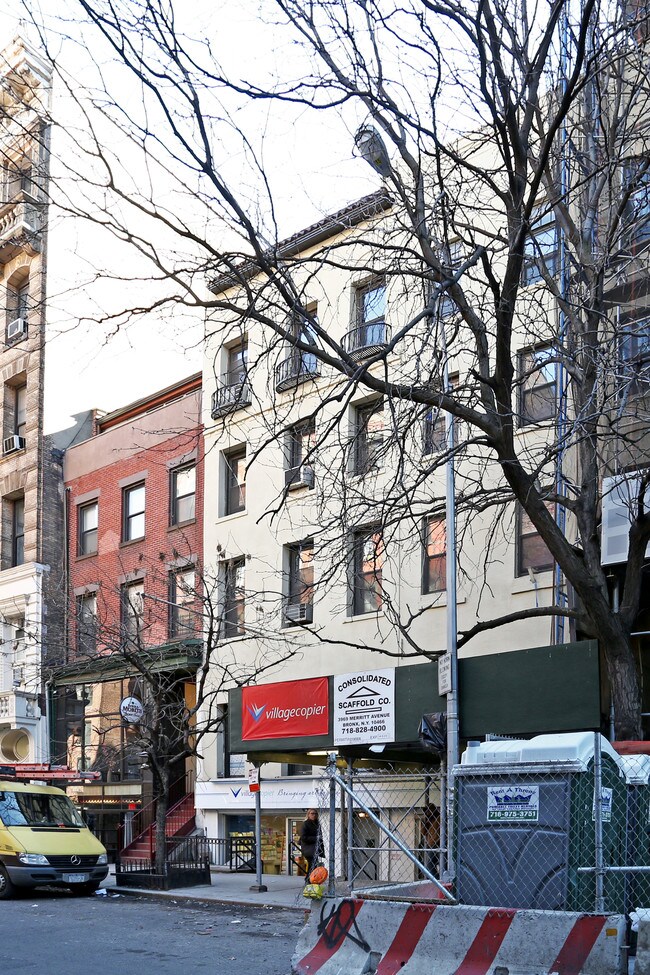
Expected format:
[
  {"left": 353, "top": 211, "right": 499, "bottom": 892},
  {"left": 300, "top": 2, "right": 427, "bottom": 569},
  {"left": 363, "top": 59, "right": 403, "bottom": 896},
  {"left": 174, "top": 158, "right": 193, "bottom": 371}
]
[{"left": 299, "top": 808, "right": 324, "bottom": 880}]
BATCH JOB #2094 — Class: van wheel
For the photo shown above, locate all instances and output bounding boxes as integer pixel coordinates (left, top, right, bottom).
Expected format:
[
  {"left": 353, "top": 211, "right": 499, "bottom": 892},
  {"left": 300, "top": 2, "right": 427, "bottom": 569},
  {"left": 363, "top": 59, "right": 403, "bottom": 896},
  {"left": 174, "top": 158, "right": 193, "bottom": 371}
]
[
  {"left": 70, "top": 881, "right": 100, "bottom": 896},
  {"left": 0, "top": 865, "right": 16, "bottom": 899}
]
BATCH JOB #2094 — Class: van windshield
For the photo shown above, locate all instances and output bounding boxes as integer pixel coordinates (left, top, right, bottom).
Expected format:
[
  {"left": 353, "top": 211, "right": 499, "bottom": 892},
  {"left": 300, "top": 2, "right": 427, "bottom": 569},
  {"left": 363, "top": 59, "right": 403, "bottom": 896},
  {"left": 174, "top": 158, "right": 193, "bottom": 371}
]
[{"left": 0, "top": 790, "right": 85, "bottom": 828}]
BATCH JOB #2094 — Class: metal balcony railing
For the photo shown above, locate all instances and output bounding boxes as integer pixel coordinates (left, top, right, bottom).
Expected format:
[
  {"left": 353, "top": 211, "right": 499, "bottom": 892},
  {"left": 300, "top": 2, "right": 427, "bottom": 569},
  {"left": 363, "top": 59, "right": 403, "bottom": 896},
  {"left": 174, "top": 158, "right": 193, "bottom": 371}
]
[
  {"left": 210, "top": 379, "right": 252, "bottom": 419},
  {"left": 341, "top": 321, "right": 391, "bottom": 361},
  {"left": 275, "top": 352, "right": 320, "bottom": 392}
]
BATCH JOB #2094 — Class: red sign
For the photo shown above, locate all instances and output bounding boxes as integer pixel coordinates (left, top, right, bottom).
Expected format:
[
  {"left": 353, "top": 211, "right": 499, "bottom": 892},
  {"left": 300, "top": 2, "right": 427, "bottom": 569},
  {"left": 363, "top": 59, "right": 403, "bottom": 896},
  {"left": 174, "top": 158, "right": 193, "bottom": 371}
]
[{"left": 242, "top": 678, "right": 329, "bottom": 740}]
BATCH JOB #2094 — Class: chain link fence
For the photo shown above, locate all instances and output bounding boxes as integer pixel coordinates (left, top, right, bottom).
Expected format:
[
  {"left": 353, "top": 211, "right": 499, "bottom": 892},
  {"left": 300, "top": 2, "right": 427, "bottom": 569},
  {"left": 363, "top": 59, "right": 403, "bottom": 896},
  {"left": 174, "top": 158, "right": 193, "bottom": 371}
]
[
  {"left": 314, "top": 760, "right": 449, "bottom": 896},
  {"left": 316, "top": 738, "right": 650, "bottom": 917}
]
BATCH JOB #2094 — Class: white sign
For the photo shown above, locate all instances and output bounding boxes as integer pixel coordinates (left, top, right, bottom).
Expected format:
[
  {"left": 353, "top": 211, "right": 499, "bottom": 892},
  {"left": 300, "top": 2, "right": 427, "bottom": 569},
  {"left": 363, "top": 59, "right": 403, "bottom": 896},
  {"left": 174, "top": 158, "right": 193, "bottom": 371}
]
[
  {"left": 592, "top": 787, "right": 612, "bottom": 823},
  {"left": 487, "top": 785, "right": 539, "bottom": 822},
  {"left": 247, "top": 765, "right": 260, "bottom": 794},
  {"left": 120, "top": 696, "right": 144, "bottom": 724},
  {"left": 333, "top": 668, "right": 395, "bottom": 745},
  {"left": 438, "top": 653, "right": 452, "bottom": 696}
]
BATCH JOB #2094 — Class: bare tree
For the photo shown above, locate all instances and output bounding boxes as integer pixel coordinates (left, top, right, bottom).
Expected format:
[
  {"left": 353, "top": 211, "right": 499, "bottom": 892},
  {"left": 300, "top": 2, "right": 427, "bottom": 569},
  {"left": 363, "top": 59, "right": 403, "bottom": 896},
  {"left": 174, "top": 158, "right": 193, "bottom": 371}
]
[{"left": 22, "top": 0, "right": 650, "bottom": 738}]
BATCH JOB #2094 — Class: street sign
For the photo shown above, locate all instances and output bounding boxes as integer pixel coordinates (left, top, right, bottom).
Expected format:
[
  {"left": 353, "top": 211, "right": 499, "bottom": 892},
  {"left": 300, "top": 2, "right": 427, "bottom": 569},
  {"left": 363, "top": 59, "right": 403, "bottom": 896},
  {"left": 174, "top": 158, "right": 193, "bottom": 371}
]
[
  {"left": 247, "top": 765, "right": 260, "bottom": 794},
  {"left": 438, "top": 653, "right": 452, "bottom": 696}
]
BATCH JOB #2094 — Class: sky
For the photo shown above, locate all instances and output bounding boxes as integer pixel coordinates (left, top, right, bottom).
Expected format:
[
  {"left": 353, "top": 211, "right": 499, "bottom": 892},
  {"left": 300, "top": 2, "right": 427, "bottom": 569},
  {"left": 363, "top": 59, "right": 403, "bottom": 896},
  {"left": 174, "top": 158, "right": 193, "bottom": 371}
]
[{"left": 0, "top": 0, "right": 380, "bottom": 432}]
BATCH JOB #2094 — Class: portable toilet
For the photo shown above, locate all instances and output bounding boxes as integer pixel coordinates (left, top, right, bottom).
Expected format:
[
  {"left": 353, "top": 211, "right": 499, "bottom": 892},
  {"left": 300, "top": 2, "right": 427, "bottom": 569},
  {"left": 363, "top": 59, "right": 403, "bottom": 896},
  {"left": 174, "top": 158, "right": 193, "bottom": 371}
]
[
  {"left": 454, "top": 732, "right": 627, "bottom": 911},
  {"left": 619, "top": 754, "right": 650, "bottom": 914}
]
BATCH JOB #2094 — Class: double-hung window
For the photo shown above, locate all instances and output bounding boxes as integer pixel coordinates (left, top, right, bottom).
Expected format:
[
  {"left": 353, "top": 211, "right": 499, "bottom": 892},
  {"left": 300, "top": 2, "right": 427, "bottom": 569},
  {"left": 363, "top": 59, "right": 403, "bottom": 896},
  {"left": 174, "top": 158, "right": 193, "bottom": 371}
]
[
  {"left": 227, "top": 342, "right": 248, "bottom": 385},
  {"left": 516, "top": 497, "right": 555, "bottom": 577},
  {"left": 224, "top": 447, "right": 246, "bottom": 515},
  {"left": 11, "top": 495, "right": 24, "bottom": 567},
  {"left": 169, "top": 567, "right": 196, "bottom": 638},
  {"left": 519, "top": 346, "right": 557, "bottom": 424},
  {"left": 423, "top": 408, "right": 446, "bottom": 454},
  {"left": 123, "top": 483, "right": 145, "bottom": 542},
  {"left": 624, "top": 164, "right": 650, "bottom": 249},
  {"left": 170, "top": 464, "right": 196, "bottom": 525},
  {"left": 285, "top": 540, "right": 314, "bottom": 624},
  {"left": 423, "top": 517, "right": 446, "bottom": 594},
  {"left": 121, "top": 580, "right": 145, "bottom": 642},
  {"left": 78, "top": 501, "right": 98, "bottom": 556},
  {"left": 621, "top": 317, "right": 650, "bottom": 394},
  {"left": 351, "top": 528, "right": 384, "bottom": 615},
  {"left": 523, "top": 209, "right": 558, "bottom": 285},
  {"left": 438, "top": 242, "right": 463, "bottom": 317},
  {"left": 223, "top": 559, "right": 245, "bottom": 639},
  {"left": 77, "top": 592, "right": 97, "bottom": 656},
  {"left": 354, "top": 400, "right": 384, "bottom": 474}
]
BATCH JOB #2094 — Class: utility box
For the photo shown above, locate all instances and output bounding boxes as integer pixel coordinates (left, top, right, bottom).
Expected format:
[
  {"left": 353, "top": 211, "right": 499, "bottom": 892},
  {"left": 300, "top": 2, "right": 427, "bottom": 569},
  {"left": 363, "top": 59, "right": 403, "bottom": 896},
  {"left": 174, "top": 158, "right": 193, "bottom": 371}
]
[{"left": 454, "top": 732, "right": 627, "bottom": 911}]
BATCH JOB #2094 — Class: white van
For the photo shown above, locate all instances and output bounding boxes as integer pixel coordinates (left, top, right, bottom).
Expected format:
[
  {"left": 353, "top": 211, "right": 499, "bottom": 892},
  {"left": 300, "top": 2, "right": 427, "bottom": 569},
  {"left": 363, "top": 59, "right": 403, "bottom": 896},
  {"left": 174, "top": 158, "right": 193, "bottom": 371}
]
[{"left": 0, "top": 778, "right": 108, "bottom": 898}]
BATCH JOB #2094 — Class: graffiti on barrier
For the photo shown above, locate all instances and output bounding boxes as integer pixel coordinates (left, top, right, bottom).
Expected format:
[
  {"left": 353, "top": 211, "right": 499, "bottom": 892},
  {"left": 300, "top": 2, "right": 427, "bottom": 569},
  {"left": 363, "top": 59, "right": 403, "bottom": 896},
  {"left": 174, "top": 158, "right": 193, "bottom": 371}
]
[{"left": 317, "top": 900, "right": 370, "bottom": 952}]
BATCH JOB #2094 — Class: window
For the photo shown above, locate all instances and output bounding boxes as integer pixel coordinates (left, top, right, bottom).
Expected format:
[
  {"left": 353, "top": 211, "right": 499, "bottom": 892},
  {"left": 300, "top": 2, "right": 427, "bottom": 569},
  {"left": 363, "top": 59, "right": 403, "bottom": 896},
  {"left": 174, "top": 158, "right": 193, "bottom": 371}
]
[
  {"left": 223, "top": 559, "right": 245, "bottom": 639},
  {"left": 356, "top": 279, "right": 386, "bottom": 346},
  {"left": 438, "top": 241, "right": 463, "bottom": 317},
  {"left": 516, "top": 498, "right": 554, "bottom": 577},
  {"left": 293, "top": 308, "right": 319, "bottom": 372},
  {"left": 224, "top": 447, "right": 246, "bottom": 515},
  {"left": 11, "top": 495, "right": 24, "bottom": 567},
  {"left": 227, "top": 341, "right": 248, "bottom": 385},
  {"left": 13, "top": 384, "right": 25, "bottom": 440},
  {"left": 624, "top": 165, "right": 650, "bottom": 248},
  {"left": 354, "top": 400, "right": 384, "bottom": 474},
  {"left": 423, "top": 408, "right": 446, "bottom": 454},
  {"left": 77, "top": 593, "right": 97, "bottom": 656},
  {"left": 285, "top": 540, "right": 314, "bottom": 624},
  {"left": 170, "top": 464, "right": 196, "bottom": 526},
  {"left": 6, "top": 278, "right": 29, "bottom": 343},
  {"left": 169, "top": 567, "right": 196, "bottom": 638},
  {"left": 351, "top": 528, "right": 384, "bottom": 615},
  {"left": 519, "top": 346, "right": 557, "bottom": 424},
  {"left": 287, "top": 418, "right": 316, "bottom": 470},
  {"left": 78, "top": 501, "right": 98, "bottom": 556},
  {"left": 423, "top": 517, "right": 446, "bottom": 594},
  {"left": 121, "top": 581, "right": 145, "bottom": 642},
  {"left": 123, "top": 482, "right": 145, "bottom": 541},
  {"left": 621, "top": 317, "right": 650, "bottom": 393},
  {"left": 523, "top": 209, "right": 558, "bottom": 285}
]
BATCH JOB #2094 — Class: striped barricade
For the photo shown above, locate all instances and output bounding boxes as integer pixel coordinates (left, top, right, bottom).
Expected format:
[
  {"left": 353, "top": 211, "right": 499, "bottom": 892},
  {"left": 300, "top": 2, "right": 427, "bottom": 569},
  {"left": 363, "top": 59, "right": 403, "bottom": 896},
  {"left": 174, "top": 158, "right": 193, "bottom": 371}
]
[{"left": 292, "top": 898, "right": 627, "bottom": 975}]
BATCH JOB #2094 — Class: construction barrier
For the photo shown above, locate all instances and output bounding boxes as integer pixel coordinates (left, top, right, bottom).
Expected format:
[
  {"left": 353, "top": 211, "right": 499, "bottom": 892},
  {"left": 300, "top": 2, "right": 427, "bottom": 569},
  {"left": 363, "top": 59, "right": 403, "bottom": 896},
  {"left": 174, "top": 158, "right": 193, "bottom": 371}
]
[
  {"left": 292, "top": 897, "right": 627, "bottom": 975},
  {"left": 636, "top": 919, "right": 650, "bottom": 975}
]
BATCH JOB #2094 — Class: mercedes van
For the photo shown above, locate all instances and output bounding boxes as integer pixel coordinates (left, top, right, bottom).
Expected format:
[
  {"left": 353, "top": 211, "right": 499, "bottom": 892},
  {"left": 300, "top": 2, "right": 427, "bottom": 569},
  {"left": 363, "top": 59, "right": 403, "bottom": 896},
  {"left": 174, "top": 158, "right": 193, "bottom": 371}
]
[{"left": 0, "top": 778, "right": 108, "bottom": 898}]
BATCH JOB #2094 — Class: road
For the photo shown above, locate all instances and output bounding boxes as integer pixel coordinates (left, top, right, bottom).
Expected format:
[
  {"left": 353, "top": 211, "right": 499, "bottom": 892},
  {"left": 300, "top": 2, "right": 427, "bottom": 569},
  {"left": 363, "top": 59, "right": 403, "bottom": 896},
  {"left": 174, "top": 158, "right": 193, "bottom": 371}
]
[{"left": 0, "top": 889, "right": 305, "bottom": 975}]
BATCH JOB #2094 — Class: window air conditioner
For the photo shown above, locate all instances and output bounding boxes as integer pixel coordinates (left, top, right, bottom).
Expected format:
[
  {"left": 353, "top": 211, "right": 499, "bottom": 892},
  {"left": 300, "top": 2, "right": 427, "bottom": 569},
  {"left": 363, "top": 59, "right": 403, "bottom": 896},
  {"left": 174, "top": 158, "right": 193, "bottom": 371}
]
[
  {"left": 6, "top": 318, "right": 25, "bottom": 340},
  {"left": 285, "top": 602, "right": 314, "bottom": 624},
  {"left": 285, "top": 465, "right": 315, "bottom": 490},
  {"left": 3, "top": 435, "right": 25, "bottom": 455}
]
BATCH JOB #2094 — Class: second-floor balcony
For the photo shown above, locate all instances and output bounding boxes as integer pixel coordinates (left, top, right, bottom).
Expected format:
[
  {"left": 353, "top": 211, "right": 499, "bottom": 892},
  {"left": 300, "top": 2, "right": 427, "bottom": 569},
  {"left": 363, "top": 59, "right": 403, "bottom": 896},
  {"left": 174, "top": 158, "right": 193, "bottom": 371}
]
[
  {"left": 275, "top": 352, "right": 321, "bottom": 392},
  {"left": 211, "top": 378, "right": 253, "bottom": 419},
  {"left": 341, "top": 321, "right": 391, "bottom": 361},
  {"left": 0, "top": 194, "right": 42, "bottom": 264},
  {"left": 0, "top": 688, "right": 39, "bottom": 724}
]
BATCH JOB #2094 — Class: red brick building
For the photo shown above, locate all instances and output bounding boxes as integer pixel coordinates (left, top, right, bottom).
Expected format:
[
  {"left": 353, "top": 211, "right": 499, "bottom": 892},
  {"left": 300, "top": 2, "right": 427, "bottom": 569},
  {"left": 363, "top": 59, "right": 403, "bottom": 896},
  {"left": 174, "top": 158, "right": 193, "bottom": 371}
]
[{"left": 52, "top": 374, "right": 203, "bottom": 856}]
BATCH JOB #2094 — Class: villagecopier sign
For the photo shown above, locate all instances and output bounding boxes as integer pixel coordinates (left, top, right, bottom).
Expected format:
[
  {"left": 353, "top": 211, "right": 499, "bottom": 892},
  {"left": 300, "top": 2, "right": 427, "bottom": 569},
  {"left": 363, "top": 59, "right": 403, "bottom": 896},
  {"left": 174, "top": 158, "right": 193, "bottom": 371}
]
[{"left": 241, "top": 677, "right": 329, "bottom": 740}]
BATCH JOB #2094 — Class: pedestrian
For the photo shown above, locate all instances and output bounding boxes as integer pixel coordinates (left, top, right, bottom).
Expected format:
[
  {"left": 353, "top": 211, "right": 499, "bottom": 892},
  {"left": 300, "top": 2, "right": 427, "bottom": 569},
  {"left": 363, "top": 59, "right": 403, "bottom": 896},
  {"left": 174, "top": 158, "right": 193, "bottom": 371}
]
[
  {"left": 299, "top": 808, "right": 324, "bottom": 881},
  {"left": 420, "top": 803, "right": 441, "bottom": 878}
]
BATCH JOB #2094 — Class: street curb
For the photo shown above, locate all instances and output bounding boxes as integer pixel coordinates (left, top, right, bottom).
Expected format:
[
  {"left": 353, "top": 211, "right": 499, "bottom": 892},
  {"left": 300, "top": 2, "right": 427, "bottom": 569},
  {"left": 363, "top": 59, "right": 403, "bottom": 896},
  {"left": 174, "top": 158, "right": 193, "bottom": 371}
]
[{"left": 107, "top": 885, "right": 309, "bottom": 914}]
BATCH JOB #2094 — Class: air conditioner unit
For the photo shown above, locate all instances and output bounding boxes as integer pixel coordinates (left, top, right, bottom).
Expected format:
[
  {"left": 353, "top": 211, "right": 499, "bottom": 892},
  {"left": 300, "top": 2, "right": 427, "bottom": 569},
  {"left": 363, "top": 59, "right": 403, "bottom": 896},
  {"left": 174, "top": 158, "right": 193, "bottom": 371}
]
[
  {"left": 3, "top": 435, "right": 25, "bottom": 455},
  {"left": 285, "top": 602, "right": 314, "bottom": 624},
  {"left": 285, "top": 465, "right": 315, "bottom": 490},
  {"left": 6, "top": 318, "right": 25, "bottom": 340}
]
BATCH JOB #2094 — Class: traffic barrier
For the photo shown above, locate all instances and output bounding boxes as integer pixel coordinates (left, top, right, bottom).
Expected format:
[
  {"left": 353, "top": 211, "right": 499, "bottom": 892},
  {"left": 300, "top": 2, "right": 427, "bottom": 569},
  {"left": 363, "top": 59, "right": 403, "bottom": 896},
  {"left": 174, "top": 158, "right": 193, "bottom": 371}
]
[
  {"left": 636, "top": 919, "right": 650, "bottom": 975},
  {"left": 291, "top": 897, "right": 627, "bottom": 975}
]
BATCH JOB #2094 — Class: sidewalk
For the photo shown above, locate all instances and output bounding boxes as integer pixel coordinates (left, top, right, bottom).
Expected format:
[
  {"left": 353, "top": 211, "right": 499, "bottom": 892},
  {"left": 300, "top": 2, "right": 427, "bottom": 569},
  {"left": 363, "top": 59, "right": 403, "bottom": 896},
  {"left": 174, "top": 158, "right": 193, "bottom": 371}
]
[{"left": 100, "top": 865, "right": 310, "bottom": 913}]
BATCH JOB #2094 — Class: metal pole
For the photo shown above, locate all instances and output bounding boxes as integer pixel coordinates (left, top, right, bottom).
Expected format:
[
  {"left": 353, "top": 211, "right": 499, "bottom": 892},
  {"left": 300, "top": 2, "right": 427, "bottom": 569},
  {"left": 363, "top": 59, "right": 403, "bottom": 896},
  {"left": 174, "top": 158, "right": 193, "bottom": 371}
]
[
  {"left": 347, "top": 759, "right": 354, "bottom": 889},
  {"left": 439, "top": 760, "right": 447, "bottom": 879},
  {"left": 593, "top": 732, "right": 605, "bottom": 912},
  {"left": 327, "top": 753, "right": 336, "bottom": 896},
  {"left": 249, "top": 764, "right": 267, "bottom": 893},
  {"left": 442, "top": 344, "right": 459, "bottom": 880}
]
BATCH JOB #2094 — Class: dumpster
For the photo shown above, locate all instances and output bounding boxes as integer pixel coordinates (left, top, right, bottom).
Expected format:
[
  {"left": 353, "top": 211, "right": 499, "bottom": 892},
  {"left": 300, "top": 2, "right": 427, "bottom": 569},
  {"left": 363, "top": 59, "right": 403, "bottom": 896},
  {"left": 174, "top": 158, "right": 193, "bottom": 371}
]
[{"left": 454, "top": 732, "right": 627, "bottom": 911}]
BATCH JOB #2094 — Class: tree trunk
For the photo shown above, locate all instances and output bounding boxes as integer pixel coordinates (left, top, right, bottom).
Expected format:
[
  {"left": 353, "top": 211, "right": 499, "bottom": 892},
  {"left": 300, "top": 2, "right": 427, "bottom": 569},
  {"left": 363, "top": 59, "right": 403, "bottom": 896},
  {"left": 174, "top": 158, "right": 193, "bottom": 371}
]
[
  {"left": 603, "top": 629, "right": 642, "bottom": 741},
  {"left": 153, "top": 765, "right": 170, "bottom": 878}
]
